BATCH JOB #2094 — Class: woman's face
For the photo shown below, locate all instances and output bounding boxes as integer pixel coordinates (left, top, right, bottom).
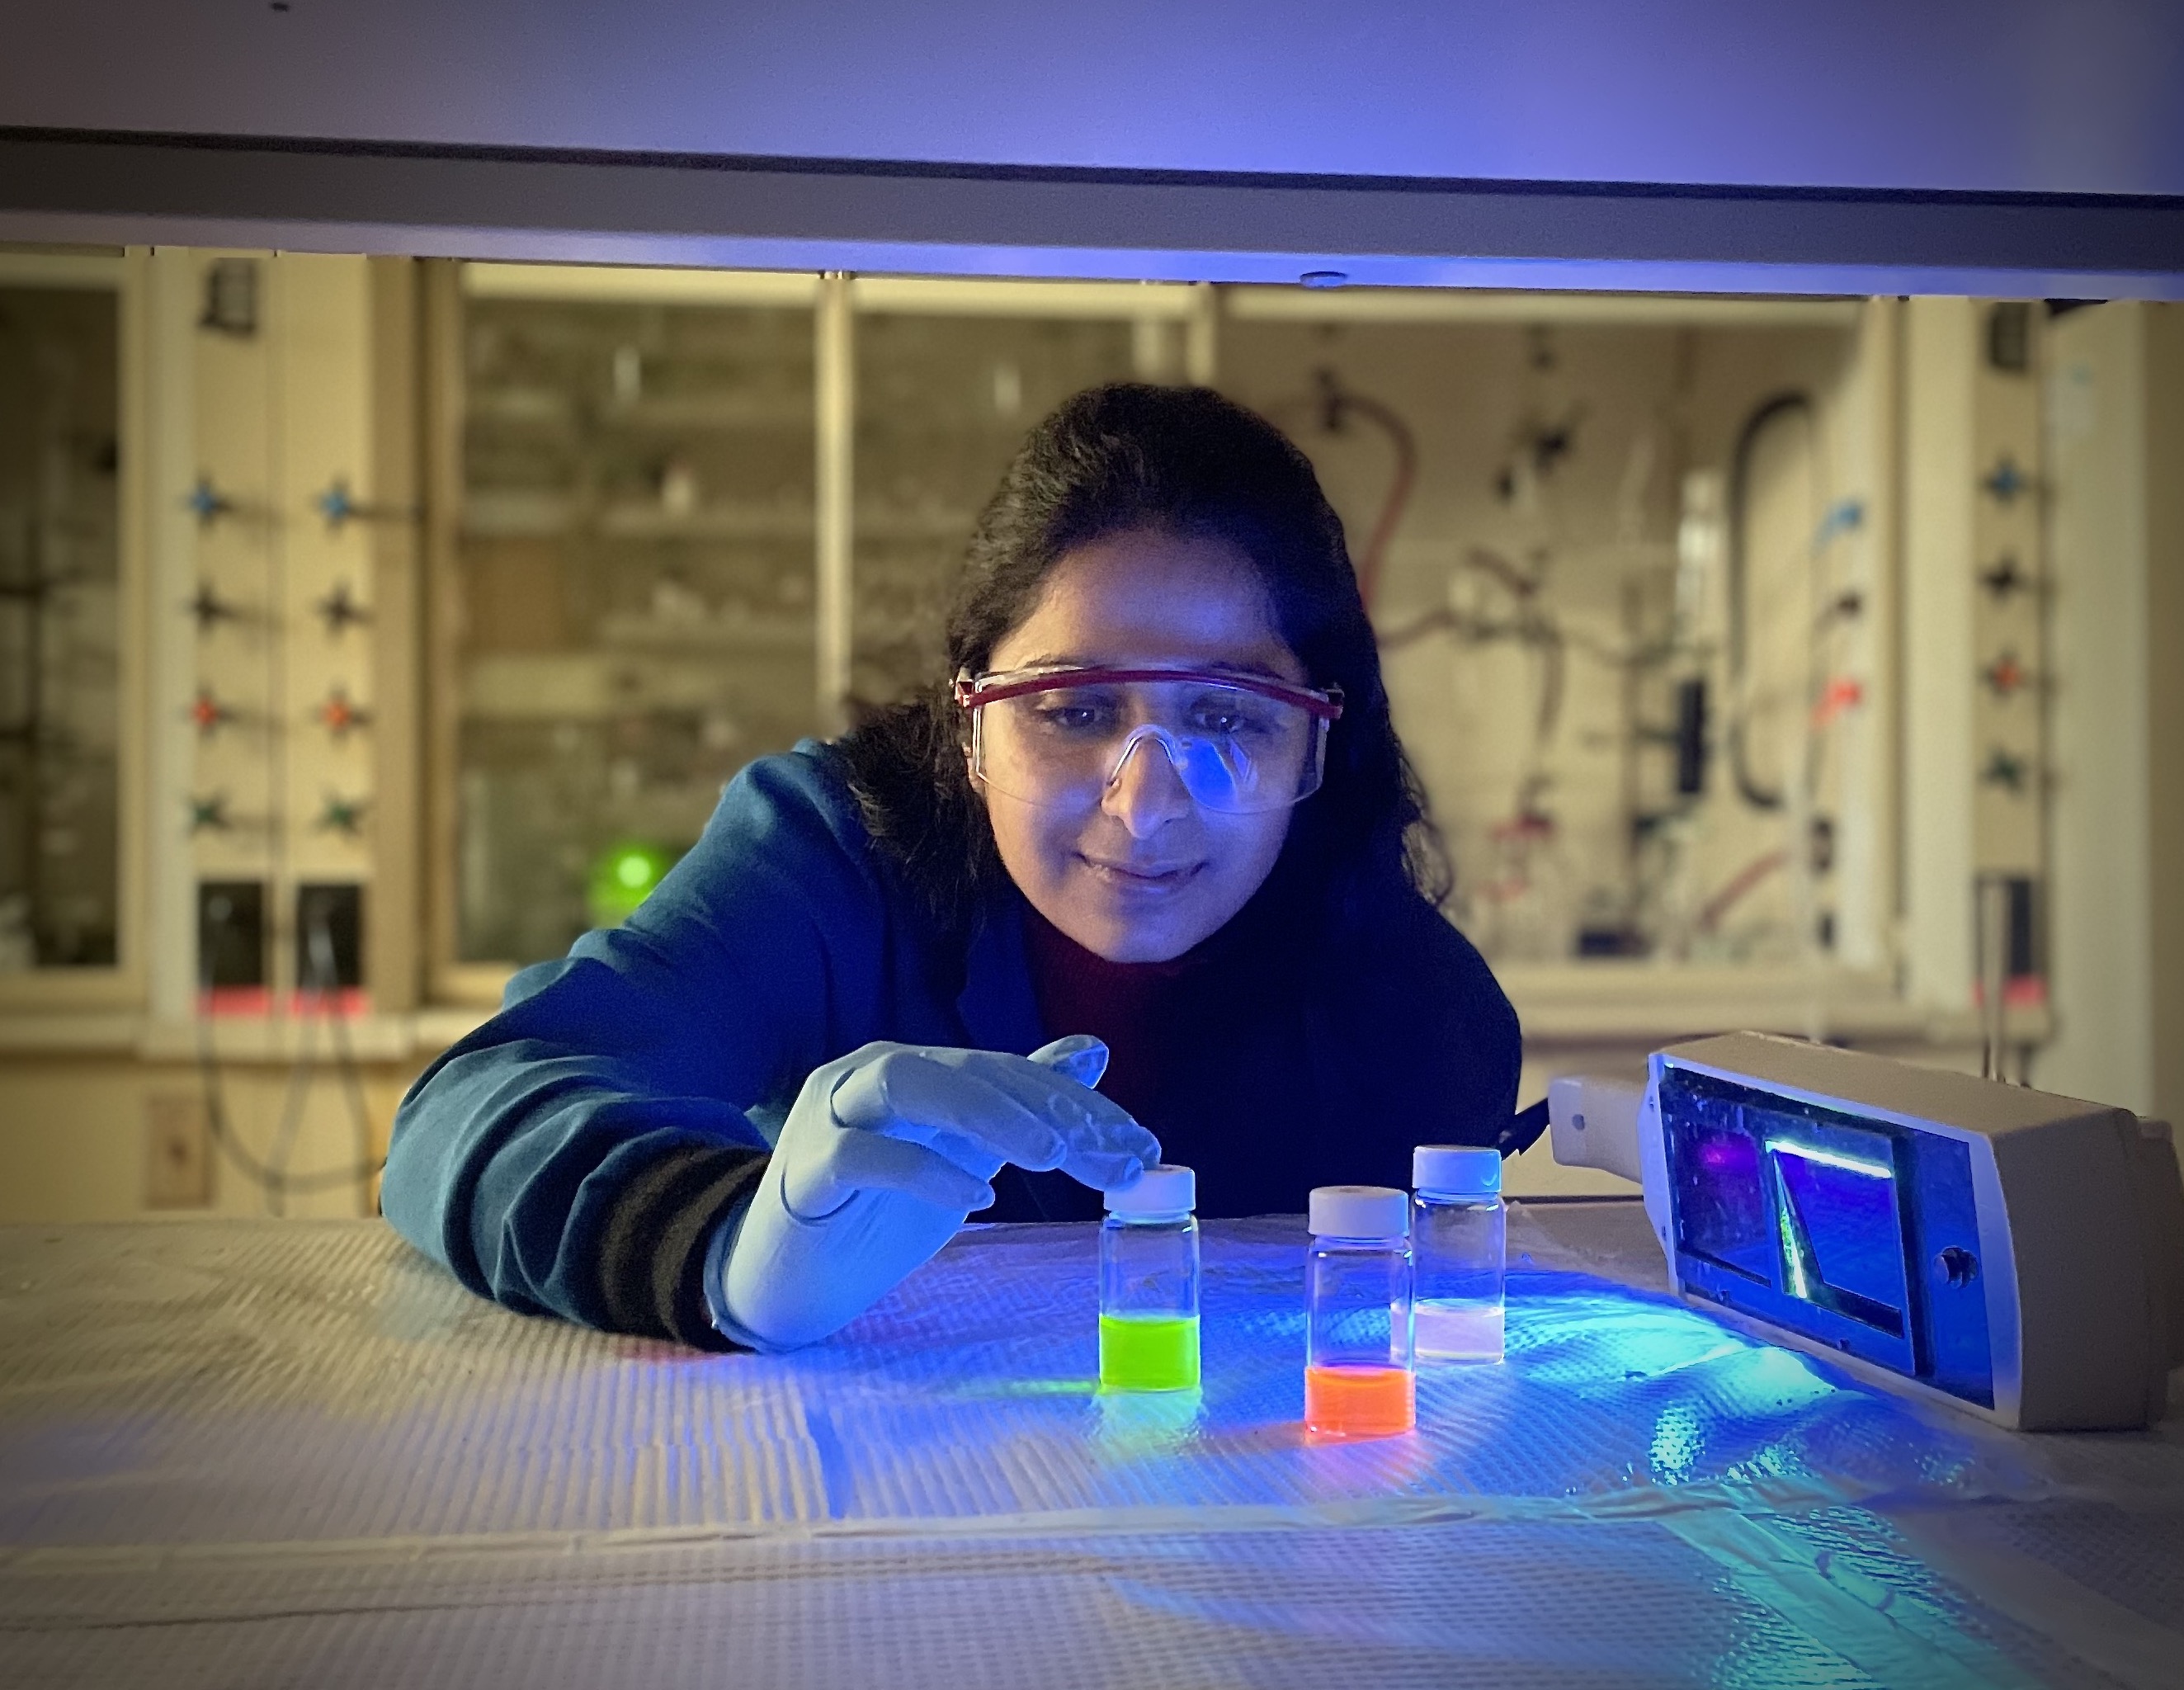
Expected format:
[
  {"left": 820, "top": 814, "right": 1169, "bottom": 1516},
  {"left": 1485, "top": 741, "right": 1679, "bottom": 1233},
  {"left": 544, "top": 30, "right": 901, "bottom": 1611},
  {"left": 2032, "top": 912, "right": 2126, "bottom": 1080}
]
[{"left": 977, "top": 528, "right": 1306, "bottom": 963}]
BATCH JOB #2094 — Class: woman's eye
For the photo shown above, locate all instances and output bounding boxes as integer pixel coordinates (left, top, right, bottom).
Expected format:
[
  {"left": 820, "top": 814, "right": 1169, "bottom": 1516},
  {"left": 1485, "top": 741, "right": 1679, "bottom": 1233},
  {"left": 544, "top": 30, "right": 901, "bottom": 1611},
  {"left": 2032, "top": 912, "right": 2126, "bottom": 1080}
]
[
  {"left": 1187, "top": 694, "right": 1270, "bottom": 736},
  {"left": 1034, "top": 699, "right": 1116, "bottom": 733}
]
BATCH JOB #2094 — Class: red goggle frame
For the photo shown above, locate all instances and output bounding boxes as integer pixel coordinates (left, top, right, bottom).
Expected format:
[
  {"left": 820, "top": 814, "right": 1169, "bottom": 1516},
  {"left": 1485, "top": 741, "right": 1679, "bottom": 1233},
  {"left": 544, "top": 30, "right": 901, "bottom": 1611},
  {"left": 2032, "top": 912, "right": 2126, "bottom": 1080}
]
[{"left": 953, "top": 665, "right": 1345, "bottom": 720}]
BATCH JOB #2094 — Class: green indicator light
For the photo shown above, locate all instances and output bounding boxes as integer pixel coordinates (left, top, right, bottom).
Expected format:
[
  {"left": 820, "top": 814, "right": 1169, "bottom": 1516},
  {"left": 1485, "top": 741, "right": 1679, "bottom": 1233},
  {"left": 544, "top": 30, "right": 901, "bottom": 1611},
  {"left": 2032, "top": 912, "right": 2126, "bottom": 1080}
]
[
  {"left": 587, "top": 839, "right": 677, "bottom": 927},
  {"left": 1098, "top": 1313, "right": 1200, "bottom": 1392}
]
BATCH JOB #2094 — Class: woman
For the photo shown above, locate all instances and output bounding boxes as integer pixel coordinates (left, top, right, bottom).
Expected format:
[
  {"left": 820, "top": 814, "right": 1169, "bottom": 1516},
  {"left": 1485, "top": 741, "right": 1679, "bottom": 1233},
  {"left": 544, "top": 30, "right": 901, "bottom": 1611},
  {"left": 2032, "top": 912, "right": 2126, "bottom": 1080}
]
[{"left": 383, "top": 384, "right": 1520, "bottom": 1352}]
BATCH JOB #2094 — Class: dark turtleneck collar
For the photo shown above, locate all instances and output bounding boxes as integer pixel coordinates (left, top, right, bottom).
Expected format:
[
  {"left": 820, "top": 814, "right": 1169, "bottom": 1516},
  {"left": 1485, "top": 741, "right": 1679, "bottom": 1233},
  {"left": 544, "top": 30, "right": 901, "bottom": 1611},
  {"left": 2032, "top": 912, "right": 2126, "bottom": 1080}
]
[{"left": 1021, "top": 905, "right": 1209, "bottom": 1123}]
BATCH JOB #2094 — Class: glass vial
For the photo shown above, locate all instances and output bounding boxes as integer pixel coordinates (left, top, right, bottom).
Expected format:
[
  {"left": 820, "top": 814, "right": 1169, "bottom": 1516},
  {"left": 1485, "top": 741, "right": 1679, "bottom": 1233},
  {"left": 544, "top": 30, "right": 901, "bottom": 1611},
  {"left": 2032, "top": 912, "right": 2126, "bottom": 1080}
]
[
  {"left": 1304, "top": 1185, "right": 1414, "bottom": 1437},
  {"left": 1099, "top": 1164, "right": 1200, "bottom": 1391},
  {"left": 1412, "top": 1145, "right": 1506, "bottom": 1362}
]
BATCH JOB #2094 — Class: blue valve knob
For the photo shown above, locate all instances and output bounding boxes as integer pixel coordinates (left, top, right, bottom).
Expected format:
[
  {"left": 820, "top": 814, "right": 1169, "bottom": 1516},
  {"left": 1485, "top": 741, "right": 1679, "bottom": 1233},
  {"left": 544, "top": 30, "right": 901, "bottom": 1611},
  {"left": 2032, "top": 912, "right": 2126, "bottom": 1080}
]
[
  {"left": 1810, "top": 498, "right": 1866, "bottom": 553},
  {"left": 1981, "top": 457, "right": 2031, "bottom": 503},
  {"left": 186, "top": 476, "right": 234, "bottom": 526},
  {"left": 316, "top": 479, "right": 359, "bottom": 531}
]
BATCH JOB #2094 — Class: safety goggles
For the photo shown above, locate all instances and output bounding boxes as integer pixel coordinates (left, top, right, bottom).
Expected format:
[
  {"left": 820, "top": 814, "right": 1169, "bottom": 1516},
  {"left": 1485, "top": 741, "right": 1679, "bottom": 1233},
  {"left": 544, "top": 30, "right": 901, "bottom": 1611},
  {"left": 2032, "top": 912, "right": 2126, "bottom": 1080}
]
[{"left": 953, "top": 664, "right": 1345, "bottom": 815}]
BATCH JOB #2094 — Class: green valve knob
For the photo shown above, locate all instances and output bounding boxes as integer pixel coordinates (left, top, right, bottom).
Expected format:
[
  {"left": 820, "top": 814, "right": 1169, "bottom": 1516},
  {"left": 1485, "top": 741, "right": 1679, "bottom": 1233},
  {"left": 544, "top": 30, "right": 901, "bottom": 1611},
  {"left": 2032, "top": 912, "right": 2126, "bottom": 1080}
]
[{"left": 1980, "top": 748, "right": 2028, "bottom": 792}]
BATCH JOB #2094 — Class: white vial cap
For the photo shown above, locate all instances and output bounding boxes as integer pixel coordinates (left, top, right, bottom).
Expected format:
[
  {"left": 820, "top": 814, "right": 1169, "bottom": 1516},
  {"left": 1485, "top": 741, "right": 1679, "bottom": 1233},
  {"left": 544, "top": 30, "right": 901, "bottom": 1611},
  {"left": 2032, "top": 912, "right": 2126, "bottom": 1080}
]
[
  {"left": 1413, "top": 1145, "right": 1502, "bottom": 1197},
  {"left": 1308, "top": 1184, "right": 1408, "bottom": 1238},
  {"left": 1105, "top": 1163, "right": 1196, "bottom": 1216}
]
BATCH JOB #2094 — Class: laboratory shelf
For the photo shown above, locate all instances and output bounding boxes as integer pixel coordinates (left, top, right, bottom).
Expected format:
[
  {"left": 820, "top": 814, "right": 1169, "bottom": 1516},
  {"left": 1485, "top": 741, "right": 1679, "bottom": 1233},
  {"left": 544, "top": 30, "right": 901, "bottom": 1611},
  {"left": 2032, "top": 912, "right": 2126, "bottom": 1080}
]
[
  {"left": 460, "top": 497, "right": 818, "bottom": 543},
  {"left": 463, "top": 649, "right": 810, "bottom": 724},
  {"left": 465, "top": 393, "right": 811, "bottom": 435},
  {"left": 851, "top": 507, "right": 984, "bottom": 542},
  {"left": 597, "top": 394, "right": 814, "bottom": 431},
  {"left": 597, "top": 503, "right": 816, "bottom": 541},
  {"left": 594, "top": 611, "right": 814, "bottom": 654},
  {"left": 465, "top": 386, "right": 577, "bottom": 425},
  {"left": 459, "top": 489, "right": 579, "bottom": 538}
]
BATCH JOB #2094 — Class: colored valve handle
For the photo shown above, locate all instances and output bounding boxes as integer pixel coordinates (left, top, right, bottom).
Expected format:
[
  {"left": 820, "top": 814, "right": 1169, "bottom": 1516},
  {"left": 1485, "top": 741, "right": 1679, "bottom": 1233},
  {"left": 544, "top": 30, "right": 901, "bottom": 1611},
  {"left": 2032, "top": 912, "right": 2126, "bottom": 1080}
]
[
  {"left": 1981, "top": 748, "right": 2030, "bottom": 793},
  {"left": 1983, "top": 651, "right": 2031, "bottom": 698},
  {"left": 1980, "top": 555, "right": 2031, "bottom": 599},
  {"left": 182, "top": 474, "right": 408, "bottom": 532},
  {"left": 315, "top": 687, "right": 371, "bottom": 739},
  {"left": 316, "top": 479, "right": 416, "bottom": 532},
  {"left": 186, "top": 476, "right": 235, "bottom": 526},
  {"left": 1981, "top": 456, "right": 2034, "bottom": 504}
]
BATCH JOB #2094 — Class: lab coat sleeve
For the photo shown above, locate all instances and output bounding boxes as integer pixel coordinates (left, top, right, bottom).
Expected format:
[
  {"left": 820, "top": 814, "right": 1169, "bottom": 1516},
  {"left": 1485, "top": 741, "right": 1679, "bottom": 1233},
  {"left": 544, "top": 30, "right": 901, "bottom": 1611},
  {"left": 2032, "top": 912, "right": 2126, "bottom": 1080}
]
[{"left": 380, "top": 747, "right": 889, "bottom": 1351}]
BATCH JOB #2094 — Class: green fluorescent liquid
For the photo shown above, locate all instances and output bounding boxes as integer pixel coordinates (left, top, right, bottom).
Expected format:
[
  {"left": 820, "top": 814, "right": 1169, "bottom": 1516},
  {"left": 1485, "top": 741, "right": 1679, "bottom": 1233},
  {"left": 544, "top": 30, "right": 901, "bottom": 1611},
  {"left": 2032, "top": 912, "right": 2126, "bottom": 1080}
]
[{"left": 1098, "top": 1313, "right": 1201, "bottom": 1391}]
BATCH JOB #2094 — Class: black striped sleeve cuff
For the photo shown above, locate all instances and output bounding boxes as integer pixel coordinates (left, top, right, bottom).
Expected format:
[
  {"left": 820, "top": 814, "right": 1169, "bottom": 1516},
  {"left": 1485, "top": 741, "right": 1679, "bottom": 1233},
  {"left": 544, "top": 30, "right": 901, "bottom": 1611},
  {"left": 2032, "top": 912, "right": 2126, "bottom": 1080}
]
[{"left": 597, "top": 1142, "right": 771, "bottom": 1351}]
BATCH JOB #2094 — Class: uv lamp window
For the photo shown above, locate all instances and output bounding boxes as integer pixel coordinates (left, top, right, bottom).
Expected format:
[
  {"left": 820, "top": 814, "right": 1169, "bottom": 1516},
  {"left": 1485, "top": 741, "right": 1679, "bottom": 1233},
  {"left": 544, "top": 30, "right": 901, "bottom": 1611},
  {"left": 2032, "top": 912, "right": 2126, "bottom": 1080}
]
[{"left": 1658, "top": 1065, "right": 1996, "bottom": 1407}]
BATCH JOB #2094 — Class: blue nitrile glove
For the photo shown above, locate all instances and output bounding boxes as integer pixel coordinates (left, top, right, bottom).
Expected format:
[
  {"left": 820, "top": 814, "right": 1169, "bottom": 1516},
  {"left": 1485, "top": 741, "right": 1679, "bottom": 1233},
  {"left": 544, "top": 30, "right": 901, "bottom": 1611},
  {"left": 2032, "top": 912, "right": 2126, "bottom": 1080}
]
[{"left": 715, "top": 1035, "right": 1158, "bottom": 1349}]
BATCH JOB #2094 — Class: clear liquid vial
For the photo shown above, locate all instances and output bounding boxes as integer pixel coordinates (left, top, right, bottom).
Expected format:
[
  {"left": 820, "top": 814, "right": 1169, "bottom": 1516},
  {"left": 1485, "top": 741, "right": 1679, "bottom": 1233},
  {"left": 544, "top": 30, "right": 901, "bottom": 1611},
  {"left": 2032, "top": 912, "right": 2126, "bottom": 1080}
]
[
  {"left": 1411, "top": 1145, "right": 1506, "bottom": 1363},
  {"left": 1304, "top": 1185, "right": 1414, "bottom": 1437},
  {"left": 1099, "top": 1164, "right": 1200, "bottom": 1391}
]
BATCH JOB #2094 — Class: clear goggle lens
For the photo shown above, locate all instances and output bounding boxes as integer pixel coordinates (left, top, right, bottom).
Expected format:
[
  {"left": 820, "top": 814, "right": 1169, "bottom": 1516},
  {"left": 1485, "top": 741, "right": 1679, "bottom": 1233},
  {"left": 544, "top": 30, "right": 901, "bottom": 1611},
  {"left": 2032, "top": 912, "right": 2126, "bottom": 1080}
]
[{"left": 955, "top": 666, "right": 1344, "bottom": 815}]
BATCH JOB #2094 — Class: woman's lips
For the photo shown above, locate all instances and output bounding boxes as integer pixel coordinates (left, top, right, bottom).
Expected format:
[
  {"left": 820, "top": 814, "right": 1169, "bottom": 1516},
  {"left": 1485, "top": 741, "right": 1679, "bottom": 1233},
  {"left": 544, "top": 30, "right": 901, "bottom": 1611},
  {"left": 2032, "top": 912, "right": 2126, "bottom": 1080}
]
[{"left": 1078, "top": 854, "right": 1205, "bottom": 893}]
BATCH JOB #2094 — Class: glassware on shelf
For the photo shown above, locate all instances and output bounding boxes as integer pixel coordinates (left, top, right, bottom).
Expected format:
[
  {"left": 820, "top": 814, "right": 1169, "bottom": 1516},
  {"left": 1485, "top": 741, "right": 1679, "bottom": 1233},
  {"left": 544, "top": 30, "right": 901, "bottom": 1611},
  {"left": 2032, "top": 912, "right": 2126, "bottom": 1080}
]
[
  {"left": 850, "top": 314, "right": 1137, "bottom": 708},
  {"left": 0, "top": 283, "right": 121, "bottom": 970},
  {"left": 453, "top": 290, "right": 818, "bottom": 967}
]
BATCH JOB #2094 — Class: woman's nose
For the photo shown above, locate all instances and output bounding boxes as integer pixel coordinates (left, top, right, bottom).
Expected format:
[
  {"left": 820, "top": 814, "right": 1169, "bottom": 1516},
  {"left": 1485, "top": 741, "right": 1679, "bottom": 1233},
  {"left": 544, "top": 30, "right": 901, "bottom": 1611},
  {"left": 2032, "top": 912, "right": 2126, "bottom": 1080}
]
[{"left": 1102, "top": 729, "right": 1195, "bottom": 836}]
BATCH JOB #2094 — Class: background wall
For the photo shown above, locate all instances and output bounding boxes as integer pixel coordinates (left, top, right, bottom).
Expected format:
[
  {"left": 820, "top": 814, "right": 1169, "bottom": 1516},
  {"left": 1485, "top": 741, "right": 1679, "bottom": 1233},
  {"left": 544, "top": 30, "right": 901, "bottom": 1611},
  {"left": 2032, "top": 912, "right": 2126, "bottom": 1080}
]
[
  {"left": 0, "top": 1051, "right": 419, "bottom": 1221},
  {"left": 2039, "top": 301, "right": 2184, "bottom": 1134}
]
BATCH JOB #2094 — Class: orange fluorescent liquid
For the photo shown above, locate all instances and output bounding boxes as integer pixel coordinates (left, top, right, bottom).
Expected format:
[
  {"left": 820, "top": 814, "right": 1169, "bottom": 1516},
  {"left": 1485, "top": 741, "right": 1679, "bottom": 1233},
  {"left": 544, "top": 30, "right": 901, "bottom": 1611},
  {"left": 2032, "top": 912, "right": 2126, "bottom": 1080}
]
[{"left": 1304, "top": 1364, "right": 1416, "bottom": 1438}]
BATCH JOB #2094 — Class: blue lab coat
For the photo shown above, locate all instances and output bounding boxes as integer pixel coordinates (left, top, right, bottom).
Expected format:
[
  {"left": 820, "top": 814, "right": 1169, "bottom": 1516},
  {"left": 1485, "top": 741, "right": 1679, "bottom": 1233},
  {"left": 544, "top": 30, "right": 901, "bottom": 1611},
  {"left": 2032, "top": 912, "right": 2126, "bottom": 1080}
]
[{"left": 381, "top": 742, "right": 1521, "bottom": 1348}]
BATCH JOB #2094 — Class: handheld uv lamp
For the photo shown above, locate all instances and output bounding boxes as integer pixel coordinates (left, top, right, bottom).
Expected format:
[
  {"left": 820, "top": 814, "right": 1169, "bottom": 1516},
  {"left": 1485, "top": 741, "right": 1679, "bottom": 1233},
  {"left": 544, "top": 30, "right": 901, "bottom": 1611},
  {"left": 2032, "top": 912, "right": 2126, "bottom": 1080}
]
[{"left": 1550, "top": 1032, "right": 2184, "bottom": 1431}]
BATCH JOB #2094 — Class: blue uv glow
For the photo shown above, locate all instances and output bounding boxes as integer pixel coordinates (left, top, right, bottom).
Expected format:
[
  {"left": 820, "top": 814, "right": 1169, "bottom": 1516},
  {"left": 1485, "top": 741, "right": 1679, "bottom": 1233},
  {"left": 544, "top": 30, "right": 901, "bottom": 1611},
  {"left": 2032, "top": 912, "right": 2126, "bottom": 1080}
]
[
  {"left": 1649, "top": 1400, "right": 1705, "bottom": 1484},
  {"left": 1763, "top": 1139, "right": 1893, "bottom": 1181},
  {"left": 1511, "top": 1284, "right": 1835, "bottom": 1405}
]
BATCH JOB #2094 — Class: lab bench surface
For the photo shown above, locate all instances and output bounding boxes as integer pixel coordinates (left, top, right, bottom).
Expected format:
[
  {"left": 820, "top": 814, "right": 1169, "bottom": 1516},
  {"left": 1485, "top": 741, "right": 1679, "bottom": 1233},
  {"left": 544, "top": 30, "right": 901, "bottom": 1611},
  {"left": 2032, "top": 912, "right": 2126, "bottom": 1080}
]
[{"left": 2, "top": 1203, "right": 2179, "bottom": 1688}]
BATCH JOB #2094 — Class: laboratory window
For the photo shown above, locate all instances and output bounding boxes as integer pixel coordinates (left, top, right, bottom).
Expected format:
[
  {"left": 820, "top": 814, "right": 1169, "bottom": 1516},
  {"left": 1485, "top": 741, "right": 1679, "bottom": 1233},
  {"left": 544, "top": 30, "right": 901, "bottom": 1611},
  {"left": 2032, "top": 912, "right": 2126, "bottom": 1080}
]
[
  {"left": 441, "top": 281, "right": 818, "bottom": 972},
  {"left": 848, "top": 310, "right": 1139, "bottom": 706},
  {"left": 0, "top": 282, "right": 121, "bottom": 972},
  {"left": 1215, "top": 299, "right": 1871, "bottom": 970},
  {"left": 429, "top": 271, "right": 1895, "bottom": 992}
]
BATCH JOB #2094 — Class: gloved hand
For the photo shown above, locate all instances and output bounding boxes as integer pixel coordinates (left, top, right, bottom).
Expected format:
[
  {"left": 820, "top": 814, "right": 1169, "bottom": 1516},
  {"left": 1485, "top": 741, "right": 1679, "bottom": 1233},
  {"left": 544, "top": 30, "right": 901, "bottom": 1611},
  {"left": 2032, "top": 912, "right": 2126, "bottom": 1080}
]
[{"left": 716, "top": 1035, "right": 1158, "bottom": 1349}]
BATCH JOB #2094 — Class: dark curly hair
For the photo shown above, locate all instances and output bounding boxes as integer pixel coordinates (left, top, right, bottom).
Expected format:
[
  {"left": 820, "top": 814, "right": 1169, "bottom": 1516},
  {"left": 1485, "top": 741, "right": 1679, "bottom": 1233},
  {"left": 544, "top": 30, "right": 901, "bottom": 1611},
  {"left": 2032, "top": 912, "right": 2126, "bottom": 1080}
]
[{"left": 836, "top": 382, "right": 1450, "bottom": 946}]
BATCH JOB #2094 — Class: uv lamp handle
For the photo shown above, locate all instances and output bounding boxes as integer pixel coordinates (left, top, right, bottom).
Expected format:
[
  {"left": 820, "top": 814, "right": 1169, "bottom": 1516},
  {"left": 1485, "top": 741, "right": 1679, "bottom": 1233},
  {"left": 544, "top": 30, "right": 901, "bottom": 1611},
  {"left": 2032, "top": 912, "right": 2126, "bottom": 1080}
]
[
  {"left": 1550, "top": 1072, "right": 1677, "bottom": 1280},
  {"left": 1547, "top": 1074, "right": 1648, "bottom": 1184}
]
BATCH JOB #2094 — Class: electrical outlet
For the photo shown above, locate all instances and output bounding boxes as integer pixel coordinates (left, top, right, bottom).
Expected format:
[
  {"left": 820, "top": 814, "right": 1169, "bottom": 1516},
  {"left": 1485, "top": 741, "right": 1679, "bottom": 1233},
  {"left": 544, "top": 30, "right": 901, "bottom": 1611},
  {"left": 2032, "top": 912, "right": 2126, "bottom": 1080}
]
[
  {"left": 198, "top": 880, "right": 267, "bottom": 989},
  {"left": 145, "top": 1093, "right": 213, "bottom": 1210},
  {"left": 295, "top": 883, "right": 365, "bottom": 990}
]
